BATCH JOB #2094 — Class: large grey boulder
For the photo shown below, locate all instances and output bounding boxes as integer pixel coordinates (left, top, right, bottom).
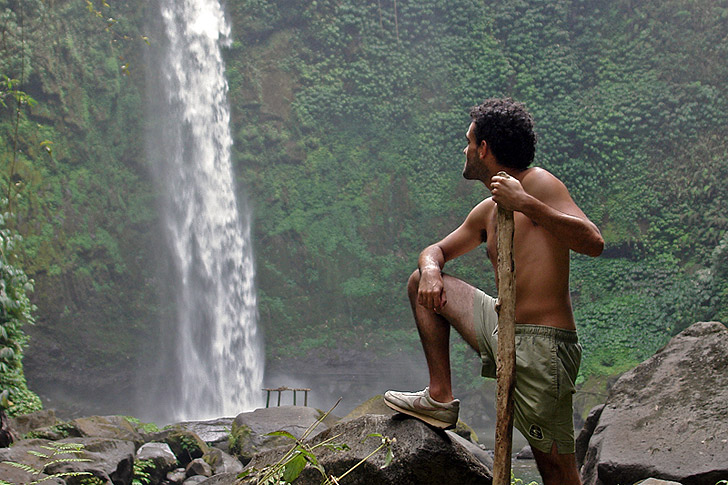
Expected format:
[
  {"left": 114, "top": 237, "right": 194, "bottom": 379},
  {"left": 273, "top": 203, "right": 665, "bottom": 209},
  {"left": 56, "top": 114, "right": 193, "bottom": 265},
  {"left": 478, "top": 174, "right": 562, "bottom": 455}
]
[
  {"left": 9, "top": 409, "right": 60, "bottom": 436},
  {"left": 137, "top": 442, "right": 178, "bottom": 469},
  {"left": 342, "top": 394, "right": 396, "bottom": 421},
  {"left": 71, "top": 416, "right": 145, "bottom": 447},
  {"left": 173, "top": 417, "right": 234, "bottom": 452},
  {"left": 575, "top": 404, "right": 604, "bottom": 469},
  {"left": 345, "top": 395, "right": 480, "bottom": 444},
  {"left": 167, "top": 467, "right": 187, "bottom": 484},
  {"left": 0, "top": 439, "right": 66, "bottom": 484},
  {"left": 241, "top": 414, "right": 492, "bottom": 485},
  {"left": 183, "top": 476, "right": 208, "bottom": 485},
  {"left": 38, "top": 437, "right": 136, "bottom": 485},
  {"left": 580, "top": 321, "right": 728, "bottom": 485},
  {"left": 146, "top": 426, "right": 210, "bottom": 466},
  {"left": 199, "top": 473, "right": 237, "bottom": 485},
  {"left": 230, "top": 406, "right": 331, "bottom": 464},
  {"left": 636, "top": 480, "right": 683, "bottom": 485},
  {"left": 186, "top": 457, "right": 213, "bottom": 478},
  {"left": 446, "top": 430, "right": 493, "bottom": 469},
  {"left": 203, "top": 447, "right": 244, "bottom": 475},
  {"left": 136, "top": 442, "right": 178, "bottom": 483}
]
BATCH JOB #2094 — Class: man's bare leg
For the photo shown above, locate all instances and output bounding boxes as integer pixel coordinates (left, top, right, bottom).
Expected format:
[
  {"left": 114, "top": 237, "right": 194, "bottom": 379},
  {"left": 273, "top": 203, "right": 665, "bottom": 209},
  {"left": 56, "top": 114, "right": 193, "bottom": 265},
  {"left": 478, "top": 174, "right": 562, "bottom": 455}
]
[
  {"left": 532, "top": 442, "right": 582, "bottom": 485},
  {"left": 407, "top": 270, "right": 480, "bottom": 403}
]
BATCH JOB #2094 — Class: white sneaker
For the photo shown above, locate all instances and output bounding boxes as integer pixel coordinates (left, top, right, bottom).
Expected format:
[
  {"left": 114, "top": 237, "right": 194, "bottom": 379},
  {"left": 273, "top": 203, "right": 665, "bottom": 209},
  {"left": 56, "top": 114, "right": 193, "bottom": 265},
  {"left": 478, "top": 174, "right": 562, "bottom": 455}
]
[{"left": 383, "top": 387, "right": 459, "bottom": 429}]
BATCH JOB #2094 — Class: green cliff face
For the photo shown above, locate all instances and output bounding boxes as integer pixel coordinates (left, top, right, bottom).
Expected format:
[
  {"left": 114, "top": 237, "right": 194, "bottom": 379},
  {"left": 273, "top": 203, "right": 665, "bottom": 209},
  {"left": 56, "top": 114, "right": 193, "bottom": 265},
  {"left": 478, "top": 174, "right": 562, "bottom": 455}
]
[
  {"left": 0, "top": 0, "right": 163, "bottom": 413},
  {"left": 223, "top": 0, "right": 728, "bottom": 381},
  {"left": 0, "top": 0, "right": 726, "bottom": 414}
]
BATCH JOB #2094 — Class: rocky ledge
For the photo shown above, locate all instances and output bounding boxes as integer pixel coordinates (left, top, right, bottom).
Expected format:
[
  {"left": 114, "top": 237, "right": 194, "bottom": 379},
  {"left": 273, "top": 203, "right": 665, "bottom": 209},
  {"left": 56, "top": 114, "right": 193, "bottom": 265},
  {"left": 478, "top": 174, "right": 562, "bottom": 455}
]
[
  {"left": 1, "top": 398, "right": 492, "bottom": 485},
  {"left": 4, "top": 321, "right": 726, "bottom": 485},
  {"left": 577, "top": 321, "right": 728, "bottom": 485}
]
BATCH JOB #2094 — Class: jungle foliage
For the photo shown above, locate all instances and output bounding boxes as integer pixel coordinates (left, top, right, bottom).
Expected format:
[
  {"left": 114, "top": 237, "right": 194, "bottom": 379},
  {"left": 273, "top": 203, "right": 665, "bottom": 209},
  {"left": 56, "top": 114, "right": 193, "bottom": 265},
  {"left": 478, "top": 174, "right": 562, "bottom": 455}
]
[
  {"left": 0, "top": 210, "right": 41, "bottom": 416},
  {"left": 224, "top": 0, "right": 728, "bottom": 386},
  {"left": 0, "top": 0, "right": 726, "bottom": 408},
  {"left": 0, "top": 0, "right": 164, "bottom": 411}
]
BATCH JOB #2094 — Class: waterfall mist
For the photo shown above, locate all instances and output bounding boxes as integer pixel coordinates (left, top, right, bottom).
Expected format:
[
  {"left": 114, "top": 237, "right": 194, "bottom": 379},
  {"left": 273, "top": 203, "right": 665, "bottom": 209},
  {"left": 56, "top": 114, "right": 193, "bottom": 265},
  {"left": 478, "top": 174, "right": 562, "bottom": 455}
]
[{"left": 143, "top": 0, "right": 263, "bottom": 422}]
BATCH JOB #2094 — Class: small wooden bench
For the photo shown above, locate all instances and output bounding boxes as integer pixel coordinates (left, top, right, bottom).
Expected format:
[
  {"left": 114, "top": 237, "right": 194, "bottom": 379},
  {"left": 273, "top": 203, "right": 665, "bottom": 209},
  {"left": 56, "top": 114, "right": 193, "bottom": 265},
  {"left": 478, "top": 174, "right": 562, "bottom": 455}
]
[{"left": 263, "top": 387, "right": 311, "bottom": 408}]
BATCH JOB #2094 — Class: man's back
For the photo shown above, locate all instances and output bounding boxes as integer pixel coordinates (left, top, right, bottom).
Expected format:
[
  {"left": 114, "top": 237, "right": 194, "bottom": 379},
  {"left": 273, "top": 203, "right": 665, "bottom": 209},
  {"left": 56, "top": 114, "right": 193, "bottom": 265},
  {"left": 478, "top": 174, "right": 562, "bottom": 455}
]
[{"left": 483, "top": 167, "right": 576, "bottom": 330}]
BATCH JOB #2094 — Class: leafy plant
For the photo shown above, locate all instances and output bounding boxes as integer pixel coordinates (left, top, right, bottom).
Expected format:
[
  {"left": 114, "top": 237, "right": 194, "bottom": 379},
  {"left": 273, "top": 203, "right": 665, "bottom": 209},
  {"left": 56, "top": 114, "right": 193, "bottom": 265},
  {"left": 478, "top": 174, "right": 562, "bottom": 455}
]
[
  {"left": 131, "top": 459, "right": 155, "bottom": 485},
  {"left": 23, "top": 422, "right": 76, "bottom": 440},
  {"left": 0, "top": 208, "right": 41, "bottom": 417},
  {"left": 179, "top": 433, "right": 202, "bottom": 462},
  {"left": 124, "top": 416, "right": 160, "bottom": 434},
  {"left": 77, "top": 476, "right": 105, "bottom": 485},
  {"left": 511, "top": 471, "right": 538, "bottom": 485},
  {"left": 238, "top": 400, "right": 395, "bottom": 485},
  {"left": 511, "top": 470, "right": 538, "bottom": 485},
  {"left": 0, "top": 441, "right": 92, "bottom": 485}
]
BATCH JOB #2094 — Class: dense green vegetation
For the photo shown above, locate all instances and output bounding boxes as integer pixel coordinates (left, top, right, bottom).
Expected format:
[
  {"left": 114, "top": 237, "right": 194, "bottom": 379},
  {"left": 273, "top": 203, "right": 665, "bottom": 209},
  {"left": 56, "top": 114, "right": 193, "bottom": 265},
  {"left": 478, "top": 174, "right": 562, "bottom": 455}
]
[
  {"left": 225, "top": 0, "right": 728, "bottom": 387},
  {"left": 0, "top": 210, "right": 41, "bottom": 416},
  {"left": 0, "top": 0, "right": 163, "bottom": 411},
  {"left": 0, "top": 0, "right": 726, "bottom": 412}
]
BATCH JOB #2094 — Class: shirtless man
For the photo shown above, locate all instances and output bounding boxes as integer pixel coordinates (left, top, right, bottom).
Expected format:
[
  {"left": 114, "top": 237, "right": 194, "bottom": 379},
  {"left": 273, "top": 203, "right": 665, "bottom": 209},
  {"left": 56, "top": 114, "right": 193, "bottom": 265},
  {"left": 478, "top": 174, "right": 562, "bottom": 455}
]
[{"left": 384, "top": 98, "right": 604, "bottom": 485}]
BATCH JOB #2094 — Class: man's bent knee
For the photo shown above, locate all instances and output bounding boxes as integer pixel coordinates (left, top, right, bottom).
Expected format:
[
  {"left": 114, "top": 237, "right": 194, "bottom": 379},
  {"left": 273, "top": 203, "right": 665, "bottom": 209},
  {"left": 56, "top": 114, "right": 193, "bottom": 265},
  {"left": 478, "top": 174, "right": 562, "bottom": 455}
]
[{"left": 407, "top": 269, "right": 420, "bottom": 301}]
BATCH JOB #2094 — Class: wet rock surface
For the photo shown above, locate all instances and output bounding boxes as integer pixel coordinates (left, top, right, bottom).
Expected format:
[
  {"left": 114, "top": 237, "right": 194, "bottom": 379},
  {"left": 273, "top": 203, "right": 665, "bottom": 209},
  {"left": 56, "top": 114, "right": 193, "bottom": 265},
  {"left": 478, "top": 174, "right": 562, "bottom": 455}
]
[
  {"left": 579, "top": 321, "right": 728, "bottom": 485},
  {"left": 230, "top": 405, "right": 331, "bottom": 463},
  {"left": 174, "top": 417, "right": 234, "bottom": 452},
  {"left": 242, "top": 414, "right": 492, "bottom": 485}
]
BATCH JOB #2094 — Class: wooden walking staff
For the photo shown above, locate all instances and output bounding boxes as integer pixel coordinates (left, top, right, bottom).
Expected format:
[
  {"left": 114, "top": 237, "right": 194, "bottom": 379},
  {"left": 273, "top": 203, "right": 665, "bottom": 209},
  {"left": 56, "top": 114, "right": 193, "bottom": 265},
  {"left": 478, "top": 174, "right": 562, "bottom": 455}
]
[{"left": 493, "top": 171, "right": 516, "bottom": 485}]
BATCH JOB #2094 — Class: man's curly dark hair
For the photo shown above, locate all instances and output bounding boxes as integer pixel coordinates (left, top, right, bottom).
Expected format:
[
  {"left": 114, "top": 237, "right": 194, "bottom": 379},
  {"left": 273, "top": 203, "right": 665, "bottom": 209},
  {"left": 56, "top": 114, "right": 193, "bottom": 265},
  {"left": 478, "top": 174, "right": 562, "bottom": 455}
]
[{"left": 469, "top": 98, "right": 537, "bottom": 169}]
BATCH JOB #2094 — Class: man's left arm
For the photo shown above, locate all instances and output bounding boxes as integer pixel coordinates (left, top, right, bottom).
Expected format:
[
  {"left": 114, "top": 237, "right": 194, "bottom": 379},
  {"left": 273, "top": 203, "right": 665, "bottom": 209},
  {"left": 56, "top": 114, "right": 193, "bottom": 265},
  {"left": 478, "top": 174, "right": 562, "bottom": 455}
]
[{"left": 491, "top": 169, "right": 604, "bottom": 257}]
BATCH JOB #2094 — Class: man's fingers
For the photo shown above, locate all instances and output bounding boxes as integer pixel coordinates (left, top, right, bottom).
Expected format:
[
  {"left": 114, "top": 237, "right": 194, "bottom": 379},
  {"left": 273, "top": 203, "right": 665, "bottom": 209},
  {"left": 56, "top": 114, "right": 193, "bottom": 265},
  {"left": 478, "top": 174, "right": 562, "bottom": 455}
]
[
  {"left": 434, "top": 290, "right": 447, "bottom": 313},
  {"left": 419, "top": 290, "right": 447, "bottom": 313},
  {"left": 418, "top": 291, "right": 435, "bottom": 309}
]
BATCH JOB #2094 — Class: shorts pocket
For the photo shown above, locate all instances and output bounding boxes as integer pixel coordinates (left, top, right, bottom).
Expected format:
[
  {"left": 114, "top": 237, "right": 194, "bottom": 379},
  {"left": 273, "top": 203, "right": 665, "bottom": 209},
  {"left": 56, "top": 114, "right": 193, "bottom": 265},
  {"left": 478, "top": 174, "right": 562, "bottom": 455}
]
[
  {"left": 481, "top": 354, "right": 496, "bottom": 378},
  {"left": 515, "top": 335, "right": 559, "bottom": 401},
  {"left": 556, "top": 342, "right": 580, "bottom": 398}
]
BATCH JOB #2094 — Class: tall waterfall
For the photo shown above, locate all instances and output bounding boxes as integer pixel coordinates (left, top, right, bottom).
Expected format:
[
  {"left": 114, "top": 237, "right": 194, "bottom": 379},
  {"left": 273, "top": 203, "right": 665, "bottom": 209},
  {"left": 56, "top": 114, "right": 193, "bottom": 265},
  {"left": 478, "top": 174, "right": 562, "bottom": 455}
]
[{"left": 144, "top": 0, "right": 263, "bottom": 421}]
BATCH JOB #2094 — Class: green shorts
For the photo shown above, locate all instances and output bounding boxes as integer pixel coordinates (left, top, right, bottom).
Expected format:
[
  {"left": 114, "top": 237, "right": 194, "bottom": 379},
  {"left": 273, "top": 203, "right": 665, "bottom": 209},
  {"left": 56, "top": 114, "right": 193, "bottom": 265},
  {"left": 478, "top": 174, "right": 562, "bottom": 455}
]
[{"left": 473, "top": 289, "right": 582, "bottom": 454}]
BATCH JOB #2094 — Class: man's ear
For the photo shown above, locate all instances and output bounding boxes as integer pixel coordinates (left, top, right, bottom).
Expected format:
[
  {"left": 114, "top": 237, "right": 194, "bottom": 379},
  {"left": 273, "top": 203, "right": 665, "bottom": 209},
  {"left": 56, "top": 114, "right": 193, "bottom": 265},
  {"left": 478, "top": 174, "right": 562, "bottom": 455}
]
[{"left": 478, "top": 140, "right": 488, "bottom": 160}]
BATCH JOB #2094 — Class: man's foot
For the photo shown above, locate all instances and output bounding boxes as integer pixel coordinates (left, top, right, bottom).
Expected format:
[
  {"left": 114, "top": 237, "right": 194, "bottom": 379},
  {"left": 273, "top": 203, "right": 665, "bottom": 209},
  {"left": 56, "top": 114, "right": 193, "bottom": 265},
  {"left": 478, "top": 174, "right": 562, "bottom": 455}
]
[{"left": 383, "top": 387, "right": 459, "bottom": 429}]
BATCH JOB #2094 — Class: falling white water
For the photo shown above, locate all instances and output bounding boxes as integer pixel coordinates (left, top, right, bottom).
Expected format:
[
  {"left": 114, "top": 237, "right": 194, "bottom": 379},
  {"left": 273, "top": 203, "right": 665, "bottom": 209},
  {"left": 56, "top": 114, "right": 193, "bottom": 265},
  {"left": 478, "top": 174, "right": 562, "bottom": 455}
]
[{"left": 150, "top": 0, "right": 263, "bottom": 420}]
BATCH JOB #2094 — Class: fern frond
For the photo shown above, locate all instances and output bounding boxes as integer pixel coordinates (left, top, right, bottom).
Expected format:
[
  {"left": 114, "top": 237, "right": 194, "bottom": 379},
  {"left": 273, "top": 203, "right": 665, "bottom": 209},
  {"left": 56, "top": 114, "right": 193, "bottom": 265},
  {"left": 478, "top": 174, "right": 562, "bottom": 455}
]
[
  {"left": 50, "top": 443, "right": 85, "bottom": 452},
  {"left": 30, "top": 472, "right": 92, "bottom": 485},
  {"left": 1, "top": 460, "right": 41, "bottom": 474},
  {"left": 27, "top": 450, "right": 51, "bottom": 459},
  {"left": 42, "top": 457, "right": 92, "bottom": 468}
]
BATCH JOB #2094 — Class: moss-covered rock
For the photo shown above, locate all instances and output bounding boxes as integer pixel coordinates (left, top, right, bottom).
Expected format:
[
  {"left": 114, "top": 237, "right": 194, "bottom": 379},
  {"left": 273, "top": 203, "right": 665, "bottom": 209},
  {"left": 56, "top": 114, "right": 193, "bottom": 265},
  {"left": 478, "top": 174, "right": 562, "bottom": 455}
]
[
  {"left": 342, "top": 394, "right": 395, "bottom": 421},
  {"left": 453, "top": 419, "right": 478, "bottom": 444},
  {"left": 23, "top": 421, "right": 79, "bottom": 441},
  {"left": 11, "top": 409, "right": 60, "bottom": 437},
  {"left": 202, "top": 447, "right": 244, "bottom": 475},
  {"left": 147, "top": 426, "right": 209, "bottom": 467},
  {"left": 229, "top": 406, "right": 331, "bottom": 464},
  {"left": 71, "top": 415, "right": 145, "bottom": 447}
]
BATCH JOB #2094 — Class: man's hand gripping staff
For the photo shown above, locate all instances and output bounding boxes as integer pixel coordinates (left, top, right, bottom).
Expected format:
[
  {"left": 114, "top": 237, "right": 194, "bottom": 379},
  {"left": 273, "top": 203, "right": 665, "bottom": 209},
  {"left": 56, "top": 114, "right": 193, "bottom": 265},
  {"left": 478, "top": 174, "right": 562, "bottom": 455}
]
[{"left": 417, "top": 254, "right": 447, "bottom": 313}]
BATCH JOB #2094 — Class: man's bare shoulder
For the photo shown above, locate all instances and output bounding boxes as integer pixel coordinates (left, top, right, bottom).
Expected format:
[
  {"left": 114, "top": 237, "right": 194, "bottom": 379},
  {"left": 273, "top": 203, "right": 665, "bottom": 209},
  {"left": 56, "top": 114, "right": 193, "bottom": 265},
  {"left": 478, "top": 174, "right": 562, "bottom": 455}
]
[
  {"left": 521, "top": 166, "right": 562, "bottom": 185},
  {"left": 520, "top": 167, "right": 569, "bottom": 199},
  {"left": 469, "top": 197, "right": 496, "bottom": 220}
]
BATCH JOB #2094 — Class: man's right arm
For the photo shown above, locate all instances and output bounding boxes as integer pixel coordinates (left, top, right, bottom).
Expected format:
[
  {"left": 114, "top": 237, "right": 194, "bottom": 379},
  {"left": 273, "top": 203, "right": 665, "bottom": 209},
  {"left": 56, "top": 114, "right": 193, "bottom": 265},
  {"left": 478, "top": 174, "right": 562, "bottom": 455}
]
[{"left": 417, "top": 199, "right": 492, "bottom": 311}]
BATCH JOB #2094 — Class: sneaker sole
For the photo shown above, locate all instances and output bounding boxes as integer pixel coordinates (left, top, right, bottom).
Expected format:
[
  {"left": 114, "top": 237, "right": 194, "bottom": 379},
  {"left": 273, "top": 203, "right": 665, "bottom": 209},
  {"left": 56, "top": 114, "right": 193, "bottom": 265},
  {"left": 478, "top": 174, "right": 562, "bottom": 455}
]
[{"left": 383, "top": 399, "right": 456, "bottom": 430}]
